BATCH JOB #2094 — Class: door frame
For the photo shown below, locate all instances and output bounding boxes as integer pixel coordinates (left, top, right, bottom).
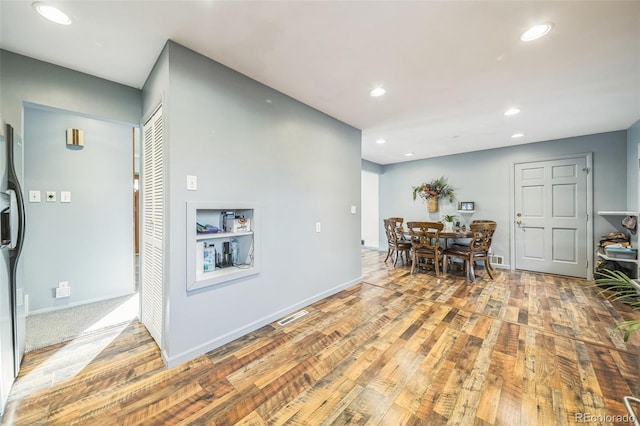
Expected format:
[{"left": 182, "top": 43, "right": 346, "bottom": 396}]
[{"left": 509, "top": 152, "right": 594, "bottom": 280}]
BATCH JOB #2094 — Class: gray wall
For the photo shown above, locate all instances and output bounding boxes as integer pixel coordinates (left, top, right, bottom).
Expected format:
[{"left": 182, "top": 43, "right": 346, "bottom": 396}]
[
  {"left": 628, "top": 119, "right": 640, "bottom": 210},
  {"left": 141, "top": 45, "right": 169, "bottom": 121},
  {"left": 23, "top": 106, "right": 134, "bottom": 312},
  {"left": 362, "top": 159, "right": 383, "bottom": 174},
  {"left": 143, "top": 42, "right": 362, "bottom": 366},
  {"left": 0, "top": 50, "right": 142, "bottom": 312},
  {"left": 379, "top": 131, "right": 628, "bottom": 269},
  {"left": 0, "top": 50, "right": 140, "bottom": 129}
]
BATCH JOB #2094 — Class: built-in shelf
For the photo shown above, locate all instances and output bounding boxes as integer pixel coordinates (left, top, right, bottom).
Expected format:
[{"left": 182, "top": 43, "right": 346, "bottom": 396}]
[
  {"left": 596, "top": 248, "right": 638, "bottom": 265},
  {"left": 457, "top": 210, "right": 475, "bottom": 214},
  {"left": 597, "top": 211, "right": 637, "bottom": 216},
  {"left": 595, "top": 210, "right": 639, "bottom": 279},
  {"left": 186, "top": 202, "right": 260, "bottom": 291},
  {"left": 196, "top": 230, "right": 253, "bottom": 241}
]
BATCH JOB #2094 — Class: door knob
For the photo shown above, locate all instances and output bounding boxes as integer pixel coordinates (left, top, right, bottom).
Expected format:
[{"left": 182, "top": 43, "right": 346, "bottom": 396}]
[{"left": 516, "top": 220, "right": 522, "bottom": 225}]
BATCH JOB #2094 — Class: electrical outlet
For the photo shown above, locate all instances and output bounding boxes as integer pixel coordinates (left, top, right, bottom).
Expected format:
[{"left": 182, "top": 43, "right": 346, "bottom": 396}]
[
  {"left": 60, "top": 191, "right": 71, "bottom": 203},
  {"left": 29, "top": 190, "right": 41, "bottom": 202},
  {"left": 55, "top": 287, "right": 70, "bottom": 298}
]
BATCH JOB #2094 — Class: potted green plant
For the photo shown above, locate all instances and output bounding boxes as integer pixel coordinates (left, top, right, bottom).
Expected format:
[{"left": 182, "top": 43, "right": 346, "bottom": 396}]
[
  {"left": 412, "top": 176, "right": 455, "bottom": 212},
  {"left": 441, "top": 214, "right": 457, "bottom": 232},
  {"left": 594, "top": 269, "right": 640, "bottom": 342}
]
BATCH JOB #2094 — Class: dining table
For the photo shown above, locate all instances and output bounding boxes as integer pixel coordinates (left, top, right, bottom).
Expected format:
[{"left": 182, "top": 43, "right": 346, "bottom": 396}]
[
  {"left": 438, "top": 229, "right": 473, "bottom": 248},
  {"left": 402, "top": 228, "right": 472, "bottom": 248}
]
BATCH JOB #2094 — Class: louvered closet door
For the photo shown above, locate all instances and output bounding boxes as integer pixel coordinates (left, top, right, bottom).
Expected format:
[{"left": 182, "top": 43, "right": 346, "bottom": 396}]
[{"left": 141, "top": 106, "right": 164, "bottom": 346}]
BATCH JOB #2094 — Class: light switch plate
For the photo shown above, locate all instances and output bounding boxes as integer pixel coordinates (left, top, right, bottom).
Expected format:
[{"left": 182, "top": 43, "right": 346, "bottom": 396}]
[
  {"left": 29, "top": 190, "right": 41, "bottom": 202},
  {"left": 61, "top": 191, "right": 71, "bottom": 203},
  {"left": 46, "top": 191, "right": 56, "bottom": 202},
  {"left": 315, "top": 222, "right": 321, "bottom": 233},
  {"left": 187, "top": 175, "right": 198, "bottom": 191},
  {"left": 351, "top": 205, "right": 357, "bottom": 214}
]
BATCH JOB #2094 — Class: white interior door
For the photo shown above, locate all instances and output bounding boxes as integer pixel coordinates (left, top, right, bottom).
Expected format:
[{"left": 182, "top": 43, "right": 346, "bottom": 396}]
[{"left": 514, "top": 156, "right": 589, "bottom": 278}]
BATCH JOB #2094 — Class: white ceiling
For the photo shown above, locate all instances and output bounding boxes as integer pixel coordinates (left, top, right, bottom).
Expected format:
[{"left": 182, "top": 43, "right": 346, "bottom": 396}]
[{"left": 1, "top": 1, "right": 639, "bottom": 165}]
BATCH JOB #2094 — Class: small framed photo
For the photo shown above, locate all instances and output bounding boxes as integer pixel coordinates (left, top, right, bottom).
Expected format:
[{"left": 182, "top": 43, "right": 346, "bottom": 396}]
[{"left": 459, "top": 201, "right": 475, "bottom": 211}]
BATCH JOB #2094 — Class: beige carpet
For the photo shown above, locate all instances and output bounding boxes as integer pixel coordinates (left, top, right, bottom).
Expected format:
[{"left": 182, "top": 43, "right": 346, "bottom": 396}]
[{"left": 25, "top": 293, "right": 139, "bottom": 351}]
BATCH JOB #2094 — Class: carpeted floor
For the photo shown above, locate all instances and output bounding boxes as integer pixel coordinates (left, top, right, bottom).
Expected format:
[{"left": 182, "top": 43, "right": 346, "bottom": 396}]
[{"left": 25, "top": 293, "right": 139, "bottom": 352}]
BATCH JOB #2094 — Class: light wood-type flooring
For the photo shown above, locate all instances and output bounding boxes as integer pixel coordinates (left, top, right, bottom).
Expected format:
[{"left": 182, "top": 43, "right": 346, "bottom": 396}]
[{"left": 2, "top": 250, "right": 639, "bottom": 425}]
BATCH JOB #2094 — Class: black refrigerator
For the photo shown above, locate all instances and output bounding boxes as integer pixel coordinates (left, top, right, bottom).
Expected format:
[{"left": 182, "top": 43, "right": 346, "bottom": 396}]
[{"left": 0, "top": 122, "right": 26, "bottom": 415}]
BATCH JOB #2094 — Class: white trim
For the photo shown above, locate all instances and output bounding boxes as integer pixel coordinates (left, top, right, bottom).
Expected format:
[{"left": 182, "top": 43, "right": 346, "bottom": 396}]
[
  {"left": 490, "top": 263, "right": 511, "bottom": 270},
  {"left": 27, "top": 291, "right": 137, "bottom": 316},
  {"left": 511, "top": 152, "right": 594, "bottom": 280},
  {"left": 162, "top": 277, "right": 363, "bottom": 368}
]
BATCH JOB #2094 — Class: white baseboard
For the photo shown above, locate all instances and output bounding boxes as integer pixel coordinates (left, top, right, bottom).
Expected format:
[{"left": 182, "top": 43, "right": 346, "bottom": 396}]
[
  {"left": 28, "top": 291, "right": 137, "bottom": 316},
  {"left": 163, "top": 276, "right": 363, "bottom": 368},
  {"left": 490, "top": 263, "right": 511, "bottom": 270}
]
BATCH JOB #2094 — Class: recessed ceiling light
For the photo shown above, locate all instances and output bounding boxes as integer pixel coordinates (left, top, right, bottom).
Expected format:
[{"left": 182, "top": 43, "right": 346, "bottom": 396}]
[
  {"left": 512, "top": 133, "right": 524, "bottom": 138},
  {"left": 520, "top": 23, "right": 553, "bottom": 42},
  {"left": 376, "top": 138, "right": 386, "bottom": 144},
  {"left": 370, "top": 87, "right": 386, "bottom": 97},
  {"left": 404, "top": 152, "right": 414, "bottom": 157},
  {"left": 33, "top": 2, "right": 72, "bottom": 25},
  {"left": 504, "top": 107, "right": 521, "bottom": 116}
]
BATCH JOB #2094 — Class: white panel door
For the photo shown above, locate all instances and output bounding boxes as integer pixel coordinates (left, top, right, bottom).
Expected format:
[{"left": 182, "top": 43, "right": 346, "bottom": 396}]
[{"left": 515, "top": 157, "right": 588, "bottom": 278}]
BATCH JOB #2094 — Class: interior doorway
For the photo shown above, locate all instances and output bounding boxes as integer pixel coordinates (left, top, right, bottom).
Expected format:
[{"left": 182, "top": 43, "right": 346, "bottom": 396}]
[
  {"left": 361, "top": 170, "right": 379, "bottom": 248},
  {"left": 21, "top": 104, "right": 140, "bottom": 350}
]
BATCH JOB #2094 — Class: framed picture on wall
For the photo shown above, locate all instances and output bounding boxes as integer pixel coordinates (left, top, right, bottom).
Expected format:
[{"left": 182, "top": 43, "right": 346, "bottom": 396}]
[{"left": 458, "top": 201, "right": 475, "bottom": 211}]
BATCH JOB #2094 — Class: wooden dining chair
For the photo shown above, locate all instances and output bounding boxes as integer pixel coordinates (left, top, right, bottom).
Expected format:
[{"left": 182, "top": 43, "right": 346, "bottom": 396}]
[
  {"left": 387, "top": 217, "right": 405, "bottom": 230},
  {"left": 442, "top": 221, "right": 496, "bottom": 282},
  {"left": 406, "top": 221, "right": 444, "bottom": 275},
  {"left": 383, "top": 218, "right": 411, "bottom": 266}
]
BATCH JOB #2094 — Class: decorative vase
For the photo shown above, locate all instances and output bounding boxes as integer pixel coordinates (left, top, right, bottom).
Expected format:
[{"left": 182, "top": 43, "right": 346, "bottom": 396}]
[
  {"left": 443, "top": 221, "right": 453, "bottom": 233},
  {"left": 427, "top": 197, "right": 438, "bottom": 213}
]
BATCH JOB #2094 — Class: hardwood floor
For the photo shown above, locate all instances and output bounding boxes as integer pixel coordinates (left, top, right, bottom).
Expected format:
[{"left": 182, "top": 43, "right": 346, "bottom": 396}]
[{"left": 2, "top": 250, "right": 639, "bottom": 425}]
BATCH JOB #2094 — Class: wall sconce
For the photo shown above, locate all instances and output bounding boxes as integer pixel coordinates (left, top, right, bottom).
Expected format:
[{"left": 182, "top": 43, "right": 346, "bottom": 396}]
[{"left": 66, "top": 128, "right": 84, "bottom": 148}]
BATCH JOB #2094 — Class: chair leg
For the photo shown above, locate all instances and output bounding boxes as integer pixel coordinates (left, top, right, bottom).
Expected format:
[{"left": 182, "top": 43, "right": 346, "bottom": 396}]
[
  {"left": 410, "top": 253, "right": 416, "bottom": 274},
  {"left": 384, "top": 248, "right": 392, "bottom": 263},
  {"left": 466, "top": 259, "right": 476, "bottom": 283},
  {"left": 486, "top": 258, "right": 495, "bottom": 272},
  {"left": 442, "top": 255, "right": 448, "bottom": 274},
  {"left": 434, "top": 256, "right": 440, "bottom": 276},
  {"left": 485, "top": 259, "right": 494, "bottom": 280}
]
